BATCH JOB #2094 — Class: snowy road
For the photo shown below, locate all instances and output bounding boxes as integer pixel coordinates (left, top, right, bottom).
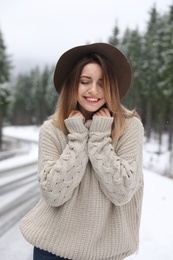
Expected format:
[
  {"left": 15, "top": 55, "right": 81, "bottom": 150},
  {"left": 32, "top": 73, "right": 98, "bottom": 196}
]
[{"left": 0, "top": 161, "right": 39, "bottom": 236}]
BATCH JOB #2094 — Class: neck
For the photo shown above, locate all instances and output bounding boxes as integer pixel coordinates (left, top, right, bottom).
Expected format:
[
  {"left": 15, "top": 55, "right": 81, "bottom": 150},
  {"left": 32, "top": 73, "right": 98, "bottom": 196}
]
[{"left": 78, "top": 106, "right": 94, "bottom": 121}]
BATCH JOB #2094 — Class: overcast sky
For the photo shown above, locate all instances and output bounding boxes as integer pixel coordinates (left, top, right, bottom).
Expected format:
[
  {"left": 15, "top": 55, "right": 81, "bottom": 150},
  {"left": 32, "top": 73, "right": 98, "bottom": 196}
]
[{"left": 0, "top": 0, "right": 172, "bottom": 74}]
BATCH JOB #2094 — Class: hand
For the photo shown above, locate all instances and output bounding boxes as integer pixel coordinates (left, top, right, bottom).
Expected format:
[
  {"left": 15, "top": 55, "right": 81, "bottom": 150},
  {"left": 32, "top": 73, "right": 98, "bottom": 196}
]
[
  {"left": 68, "top": 110, "right": 85, "bottom": 123},
  {"left": 93, "top": 108, "right": 111, "bottom": 117}
]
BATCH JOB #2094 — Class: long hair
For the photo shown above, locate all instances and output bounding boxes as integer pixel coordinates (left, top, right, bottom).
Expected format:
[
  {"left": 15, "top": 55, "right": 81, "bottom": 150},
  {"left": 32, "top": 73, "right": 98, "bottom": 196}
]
[{"left": 52, "top": 53, "right": 139, "bottom": 141}]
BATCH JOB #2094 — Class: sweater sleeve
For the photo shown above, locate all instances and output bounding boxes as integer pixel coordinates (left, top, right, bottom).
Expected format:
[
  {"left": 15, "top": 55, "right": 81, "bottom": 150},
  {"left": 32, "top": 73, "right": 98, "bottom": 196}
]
[
  {"left": 38, "top": 118, "right": 89, "bottom": 207},
  {"left": 88, "top": 116, "right": 144, "bottom": 206}
]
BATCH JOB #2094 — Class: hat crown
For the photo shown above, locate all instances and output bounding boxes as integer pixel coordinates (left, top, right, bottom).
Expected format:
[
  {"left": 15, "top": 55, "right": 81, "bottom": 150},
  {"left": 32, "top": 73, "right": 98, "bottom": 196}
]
[{"left": 54, "top": 42, "right": 131, "bottom": 98}]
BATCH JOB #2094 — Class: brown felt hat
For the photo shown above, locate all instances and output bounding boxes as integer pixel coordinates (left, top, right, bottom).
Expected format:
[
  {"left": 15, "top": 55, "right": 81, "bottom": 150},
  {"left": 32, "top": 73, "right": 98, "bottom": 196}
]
[{"left": 54, "top": 42, "right": 132, "bottom": 98}]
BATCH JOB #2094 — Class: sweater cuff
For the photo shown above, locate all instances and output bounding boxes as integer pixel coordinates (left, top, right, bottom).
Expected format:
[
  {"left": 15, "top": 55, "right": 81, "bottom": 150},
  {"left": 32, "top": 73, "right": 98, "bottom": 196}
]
[
  {"left": 90, "top": 116, "right": 113, "bottom": 133},
  {"left": 64, "top": 117, "right": 88, "bottom": 133}
]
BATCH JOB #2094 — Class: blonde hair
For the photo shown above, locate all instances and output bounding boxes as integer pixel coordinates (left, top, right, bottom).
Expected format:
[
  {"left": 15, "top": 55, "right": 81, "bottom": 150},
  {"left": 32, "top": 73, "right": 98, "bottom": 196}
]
[{"left": 52, "top": 54, "right": 139, "bottom": 141}]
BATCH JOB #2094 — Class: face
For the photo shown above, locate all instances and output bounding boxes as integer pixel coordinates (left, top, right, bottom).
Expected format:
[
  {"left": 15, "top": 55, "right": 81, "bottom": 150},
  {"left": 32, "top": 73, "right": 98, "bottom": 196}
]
[{"left": 77, "top": 63, "right": 106, "bottom": 119}]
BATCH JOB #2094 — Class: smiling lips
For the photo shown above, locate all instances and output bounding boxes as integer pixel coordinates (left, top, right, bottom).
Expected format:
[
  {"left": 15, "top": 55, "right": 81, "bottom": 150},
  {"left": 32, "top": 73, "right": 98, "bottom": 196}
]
[{"left": 84, "top": 97, "right": 100, "bottom": 103}]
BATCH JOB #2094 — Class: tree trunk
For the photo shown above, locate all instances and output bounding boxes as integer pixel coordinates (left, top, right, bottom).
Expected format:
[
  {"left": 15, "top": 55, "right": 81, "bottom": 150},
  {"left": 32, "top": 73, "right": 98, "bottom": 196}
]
[
  {"left": 168, "top": 106, "right": 173, "bottom": 151},
  {"left": 145, "top": 99, "right": 152, "bottom": 141},
  {"left": 158, "top": 123, "right": 163, "bottom": 154},
  {"left": 0, "top": 109, "right": 3, "bottom": 150}
]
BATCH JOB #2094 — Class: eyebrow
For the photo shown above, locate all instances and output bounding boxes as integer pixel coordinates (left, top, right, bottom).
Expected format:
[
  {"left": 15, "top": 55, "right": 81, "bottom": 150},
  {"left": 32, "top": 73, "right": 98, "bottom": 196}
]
[
  {"left": 80, "top": 76, "right": 91, "bottom": 79},
  {"left": 80, "top": 76, "right": 103, "bottom": 80}
]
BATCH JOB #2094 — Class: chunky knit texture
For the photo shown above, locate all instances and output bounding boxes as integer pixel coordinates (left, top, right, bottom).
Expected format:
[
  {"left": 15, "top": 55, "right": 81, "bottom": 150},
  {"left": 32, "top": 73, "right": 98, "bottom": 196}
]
[{"left": 20, "top": 116, "right": 144, "bottom": 260}]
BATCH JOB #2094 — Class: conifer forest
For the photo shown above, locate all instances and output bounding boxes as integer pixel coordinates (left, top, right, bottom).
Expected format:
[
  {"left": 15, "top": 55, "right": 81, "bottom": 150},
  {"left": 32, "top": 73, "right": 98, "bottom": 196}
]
[{"left": 0, "top": 5, "right": 173, "bottom": 155}]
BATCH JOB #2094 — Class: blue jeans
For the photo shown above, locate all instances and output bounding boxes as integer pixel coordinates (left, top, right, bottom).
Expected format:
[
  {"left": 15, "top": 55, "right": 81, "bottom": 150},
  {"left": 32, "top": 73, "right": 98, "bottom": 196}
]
[{"left": 33, "top": 247, "right": 70, "bottom": 260}]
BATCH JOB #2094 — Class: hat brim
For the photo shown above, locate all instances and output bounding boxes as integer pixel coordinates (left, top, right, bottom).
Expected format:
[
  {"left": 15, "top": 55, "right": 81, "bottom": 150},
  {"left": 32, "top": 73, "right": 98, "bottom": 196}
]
[{"left": 54, "top": 43, "right": 132, "bottom": 98}]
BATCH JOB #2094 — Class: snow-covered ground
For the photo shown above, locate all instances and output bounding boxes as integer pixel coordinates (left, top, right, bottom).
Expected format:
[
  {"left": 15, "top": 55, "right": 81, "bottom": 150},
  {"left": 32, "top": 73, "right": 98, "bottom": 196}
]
[
  {"left": 0, "top": 125, "right": 173, "bottom": 260},
  {"left": 143, "top": 133, "right": 173, "bottom": 179},
  {"left": 0, "top": 126, "right": 39, "bottom": 172}
]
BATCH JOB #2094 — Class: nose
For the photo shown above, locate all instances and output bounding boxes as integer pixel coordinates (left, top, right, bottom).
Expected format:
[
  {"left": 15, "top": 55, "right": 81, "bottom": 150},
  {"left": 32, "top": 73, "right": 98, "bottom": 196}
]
[{"left": 88, "top": 82, "right": 98, "bottom": 94}]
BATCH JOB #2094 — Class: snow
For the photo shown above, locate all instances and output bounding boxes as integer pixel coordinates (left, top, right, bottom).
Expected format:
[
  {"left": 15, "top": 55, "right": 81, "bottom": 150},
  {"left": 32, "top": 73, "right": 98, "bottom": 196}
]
[
  {"left": 0, "top": 126, "right": 39, "bottom": 172},
  {"left": 143, "top": 133, "right": 173, "bottom": 178},
  {"left": 0, "top": 222, "right": 33, "bottom": 260},
  {"left": 0, "top": 125, "right": 173, "bottom": 260},
  {"left": 2, "top": 125, "right": 39, "bottom": 142},
  {"left": 127, "top": 170, "right": 173, "bottom": 260}
]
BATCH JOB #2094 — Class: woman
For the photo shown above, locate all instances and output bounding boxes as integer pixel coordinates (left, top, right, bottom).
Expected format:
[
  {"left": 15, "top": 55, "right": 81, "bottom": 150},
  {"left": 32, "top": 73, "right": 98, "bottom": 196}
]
[{"left": 20, "top": 42, "right": 144, "bottom": 260}]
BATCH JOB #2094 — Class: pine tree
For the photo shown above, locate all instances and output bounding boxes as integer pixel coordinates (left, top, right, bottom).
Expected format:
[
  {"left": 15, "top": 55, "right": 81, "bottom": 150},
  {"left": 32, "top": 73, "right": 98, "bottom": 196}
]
[
  {"left": 9, "top": 66, "right": 57, "bottom": 126},
  {"left": 44, "top": 66, "right": 57, "bottom": 116},
  {"left": 0, "top": 30, "right": 11, "bottom": 83},
  {"left": 158, "top": 5, "right": 173, "bottom": 150},
  {"left": 31, "top": 66, "right": 57, "bottom": 124},
  {"left": 0, "top": 29, "right": 11, "bottom": 149},
  {"left": 121, "top": 28, "right": 144, "bottom": 115},
  {"left": 9, "top": 73, "right": 34, "bottom": 125},
  {"left": 108, "top": 23, "right": 120, "bottom": 47},
  {"left": 142, "top": 5, "right": 160, "bottom": 140}
]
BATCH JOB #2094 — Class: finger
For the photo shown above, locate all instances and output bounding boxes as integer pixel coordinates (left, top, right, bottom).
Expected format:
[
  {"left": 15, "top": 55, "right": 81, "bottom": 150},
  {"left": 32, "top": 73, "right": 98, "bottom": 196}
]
[
  {"left": 94, "top": 112, "right": 105, "bottom": 117},
  {"left": 100, "top": 108, "right": 111, "bottom": 117},
  {"left": 94, "top": 108, "right": 111, "bottom": 117},
  {"left": 103, "top": 108, "right": 111, "bottom": 117},
  {"left": 68, "top": 110, "right": 80, "bottom": 117},
  {"left": 68, "top": 111, "right": 85, "bottom": 122}
]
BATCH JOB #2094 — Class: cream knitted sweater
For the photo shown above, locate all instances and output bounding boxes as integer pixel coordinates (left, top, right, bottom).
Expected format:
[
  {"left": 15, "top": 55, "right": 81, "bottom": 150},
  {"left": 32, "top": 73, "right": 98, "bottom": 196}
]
[{"left": 20, "top": 116, "right": 144, "bottom": 260}]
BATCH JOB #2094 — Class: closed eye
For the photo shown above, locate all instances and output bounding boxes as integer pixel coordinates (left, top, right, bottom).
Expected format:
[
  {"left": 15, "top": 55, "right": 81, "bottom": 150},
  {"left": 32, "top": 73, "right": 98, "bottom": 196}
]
[{"left": 80, "top": 81, "right": 90, "bottom": 85}]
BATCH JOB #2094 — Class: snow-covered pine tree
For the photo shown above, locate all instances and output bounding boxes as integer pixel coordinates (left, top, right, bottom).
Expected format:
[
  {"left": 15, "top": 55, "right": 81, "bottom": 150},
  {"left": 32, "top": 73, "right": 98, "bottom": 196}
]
[
  {"left": 142, "top": 5, "right": 160, "bottom": 141},
  {"left": 0, "top": 29, "right": 11, "bottom": 149}
]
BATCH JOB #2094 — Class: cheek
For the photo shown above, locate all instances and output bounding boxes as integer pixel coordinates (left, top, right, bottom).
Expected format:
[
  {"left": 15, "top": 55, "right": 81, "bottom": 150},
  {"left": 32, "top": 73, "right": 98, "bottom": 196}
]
[
  {"left": 77, "top": 91, "right": 83, "bottom": 104},
  {"left": 100, "top": 89, "right": 105, "bottom": 99},
  {"left": 77, "top": 85, "right": 86, "bottom": 98},
  {"left": 77, "top": 88, "right": 81, "bottom": 99}
]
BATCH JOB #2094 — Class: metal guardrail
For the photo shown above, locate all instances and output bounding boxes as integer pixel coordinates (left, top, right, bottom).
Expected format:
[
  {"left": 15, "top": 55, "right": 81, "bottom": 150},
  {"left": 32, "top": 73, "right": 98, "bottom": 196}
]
[{"left": 0, "top": 162, "right": 40, "bottom": 237}]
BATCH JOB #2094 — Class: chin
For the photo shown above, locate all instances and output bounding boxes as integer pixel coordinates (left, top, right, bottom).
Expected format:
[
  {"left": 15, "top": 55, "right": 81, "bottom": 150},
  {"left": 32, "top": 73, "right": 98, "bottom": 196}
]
[{"left": 86, "top": 108, "right": 100, "bottom": 113}]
